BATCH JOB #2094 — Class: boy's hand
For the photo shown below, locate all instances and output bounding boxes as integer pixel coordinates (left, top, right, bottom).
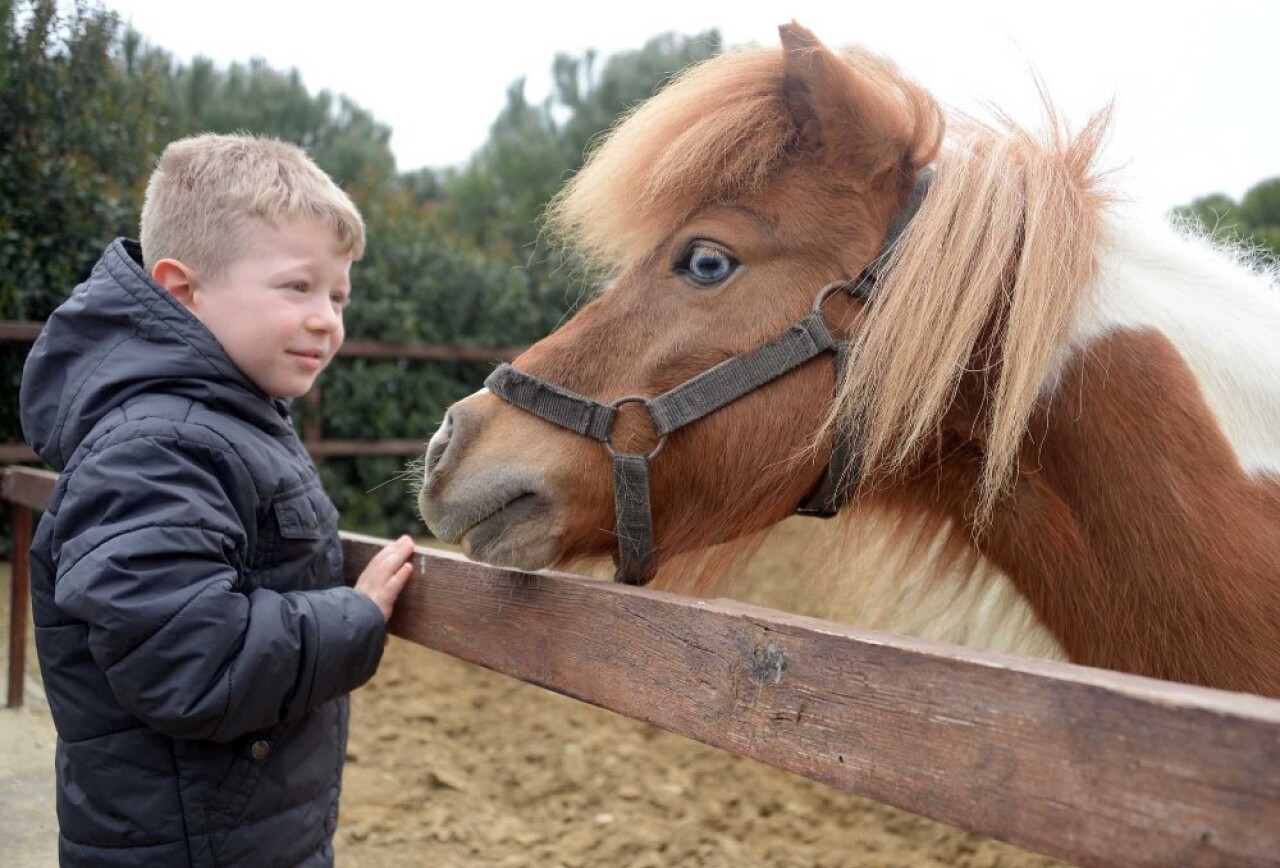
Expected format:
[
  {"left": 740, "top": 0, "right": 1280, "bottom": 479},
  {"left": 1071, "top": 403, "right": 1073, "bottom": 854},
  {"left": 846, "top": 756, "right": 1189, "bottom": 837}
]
[{"left": 355, "top": 535, "right": 415, "bottom": 624}]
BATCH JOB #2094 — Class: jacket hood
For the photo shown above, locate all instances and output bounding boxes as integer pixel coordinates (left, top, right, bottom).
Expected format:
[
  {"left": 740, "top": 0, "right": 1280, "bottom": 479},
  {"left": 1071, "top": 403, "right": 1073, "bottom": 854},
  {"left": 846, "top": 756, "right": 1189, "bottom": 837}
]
[{"left": 20, "top": 239, "right": 294, "bottom": 469}]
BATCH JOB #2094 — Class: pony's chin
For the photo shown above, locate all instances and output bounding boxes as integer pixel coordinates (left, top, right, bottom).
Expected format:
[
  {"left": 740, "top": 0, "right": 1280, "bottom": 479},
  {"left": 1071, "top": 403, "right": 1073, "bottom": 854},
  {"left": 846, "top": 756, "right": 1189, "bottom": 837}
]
[{"left": 458, "top": 494, "right": 561, "bottom": 572}]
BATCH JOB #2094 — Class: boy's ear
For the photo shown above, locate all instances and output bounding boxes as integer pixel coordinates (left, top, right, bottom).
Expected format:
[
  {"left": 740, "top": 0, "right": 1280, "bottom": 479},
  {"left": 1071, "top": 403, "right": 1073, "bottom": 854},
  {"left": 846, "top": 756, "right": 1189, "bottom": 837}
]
[{"left": 151, "top": 259, "right": 199, "bottom": 311}]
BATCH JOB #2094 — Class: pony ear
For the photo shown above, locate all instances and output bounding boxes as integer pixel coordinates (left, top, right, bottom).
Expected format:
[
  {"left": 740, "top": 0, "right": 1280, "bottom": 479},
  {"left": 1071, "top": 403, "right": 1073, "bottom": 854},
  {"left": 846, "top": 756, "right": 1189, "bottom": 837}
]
[{"left": 779, "top": 22, "right": 912, "bottom": 181}]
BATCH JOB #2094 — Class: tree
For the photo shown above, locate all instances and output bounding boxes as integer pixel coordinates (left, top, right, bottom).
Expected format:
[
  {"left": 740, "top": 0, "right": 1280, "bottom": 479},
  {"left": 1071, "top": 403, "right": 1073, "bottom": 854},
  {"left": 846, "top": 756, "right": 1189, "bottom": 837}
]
[
  {"left": 439, "top": 30, "right": 722, "bottom": 263},
  {"left": 157, "top": 55, "right": 398, "bottom": 192},
  {"left": 1, "top": 0, "right": 170, "bottom": 458},
  {"left": 555, "top": 30, "right": 721, "bottom": 165},
  {"left": 1173, "top": 177, "right": 1280, "bottom": 258},
  {"left": 439, "top": 78, "right": 568, "bottom": 255},
  {"left": 0, "top": 0, "right": 163, "bottom": 318}
]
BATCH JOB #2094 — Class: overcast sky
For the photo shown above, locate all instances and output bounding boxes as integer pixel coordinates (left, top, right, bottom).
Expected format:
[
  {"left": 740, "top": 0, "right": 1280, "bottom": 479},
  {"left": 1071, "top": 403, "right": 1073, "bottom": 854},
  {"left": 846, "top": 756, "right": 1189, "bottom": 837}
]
[{"left": 103, "top": 0, "right": 1277, "bottom": 215}]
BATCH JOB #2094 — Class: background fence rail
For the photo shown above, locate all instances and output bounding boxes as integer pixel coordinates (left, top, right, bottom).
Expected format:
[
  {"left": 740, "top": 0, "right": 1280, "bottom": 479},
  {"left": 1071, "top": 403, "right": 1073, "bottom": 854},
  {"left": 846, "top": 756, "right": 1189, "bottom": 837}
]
[
  {"left": 5, "top": 467, "right": 1280, "bottom": 867},
  {"left": 0, "top": 320, "right": 522, "bottom": 461}
]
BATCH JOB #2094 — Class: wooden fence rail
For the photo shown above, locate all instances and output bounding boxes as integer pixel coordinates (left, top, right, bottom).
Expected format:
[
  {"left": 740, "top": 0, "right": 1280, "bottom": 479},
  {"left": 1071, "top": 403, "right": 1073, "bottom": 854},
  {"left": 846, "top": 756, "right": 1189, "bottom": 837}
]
[{"left": 5, "top": 466, "right": 1280, "bottom": 866}]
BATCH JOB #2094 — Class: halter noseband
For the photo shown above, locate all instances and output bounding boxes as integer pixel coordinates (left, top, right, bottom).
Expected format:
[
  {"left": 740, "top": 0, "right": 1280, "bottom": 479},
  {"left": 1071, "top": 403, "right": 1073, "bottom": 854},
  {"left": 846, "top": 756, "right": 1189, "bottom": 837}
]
[{"left": 485, "top": 171, "right": 932, "bottom": 584}]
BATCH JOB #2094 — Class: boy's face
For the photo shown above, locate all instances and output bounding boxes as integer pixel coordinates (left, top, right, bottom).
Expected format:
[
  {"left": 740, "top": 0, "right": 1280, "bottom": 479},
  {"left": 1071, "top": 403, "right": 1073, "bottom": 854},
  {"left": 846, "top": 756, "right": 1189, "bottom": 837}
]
[{"left": 171, "top": 218, "right": 352, "bottom": 399}]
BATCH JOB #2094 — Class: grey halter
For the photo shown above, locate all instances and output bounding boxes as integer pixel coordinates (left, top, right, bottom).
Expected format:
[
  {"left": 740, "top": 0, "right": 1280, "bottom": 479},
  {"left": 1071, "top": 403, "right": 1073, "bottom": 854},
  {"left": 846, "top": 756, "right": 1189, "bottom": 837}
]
[{"left": 485, "top": 172, "right": 932, "bottom": 584}]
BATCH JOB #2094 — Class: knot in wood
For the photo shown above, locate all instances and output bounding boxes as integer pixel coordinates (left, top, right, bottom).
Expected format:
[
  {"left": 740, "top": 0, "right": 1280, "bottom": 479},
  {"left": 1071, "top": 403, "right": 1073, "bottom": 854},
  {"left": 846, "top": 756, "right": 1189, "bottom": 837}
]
[{"left": 752, "top": 642, "right": 787, "bottom": 686}]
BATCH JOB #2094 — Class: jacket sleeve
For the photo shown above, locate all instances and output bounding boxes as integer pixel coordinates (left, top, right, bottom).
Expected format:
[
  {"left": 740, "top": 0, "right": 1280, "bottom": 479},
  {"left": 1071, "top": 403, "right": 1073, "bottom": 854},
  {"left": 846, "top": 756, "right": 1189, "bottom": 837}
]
[{"left": 51, "top": 426, "right": 387, "bottom": 743}]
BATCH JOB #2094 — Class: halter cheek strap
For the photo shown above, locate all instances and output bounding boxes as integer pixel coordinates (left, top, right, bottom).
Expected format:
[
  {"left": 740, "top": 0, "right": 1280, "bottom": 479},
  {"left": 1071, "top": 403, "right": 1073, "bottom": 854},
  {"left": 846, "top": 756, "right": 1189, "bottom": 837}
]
[{"left": 485, "top": 169, "right": 932, "bottom": 585}]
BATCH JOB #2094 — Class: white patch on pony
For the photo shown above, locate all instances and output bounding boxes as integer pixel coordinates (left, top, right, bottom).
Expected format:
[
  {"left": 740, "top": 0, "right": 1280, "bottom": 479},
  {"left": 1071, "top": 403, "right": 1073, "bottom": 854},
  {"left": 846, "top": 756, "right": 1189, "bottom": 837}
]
[
  {"left": 1068, "top": 211, "right": 1280, "bottom": 475},
  {"left": 555, "top": 555, "right": 617, "bottom": 582},
  {"left": 734, "top": 516, "right": 1066, "bottom": 660}
]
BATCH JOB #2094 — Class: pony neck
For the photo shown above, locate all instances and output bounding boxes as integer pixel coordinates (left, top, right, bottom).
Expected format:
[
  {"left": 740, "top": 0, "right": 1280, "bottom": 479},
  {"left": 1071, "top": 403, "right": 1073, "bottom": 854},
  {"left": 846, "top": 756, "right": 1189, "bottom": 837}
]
[{"left": 910, "top": 215, "right": 1280, "bottom": 698}]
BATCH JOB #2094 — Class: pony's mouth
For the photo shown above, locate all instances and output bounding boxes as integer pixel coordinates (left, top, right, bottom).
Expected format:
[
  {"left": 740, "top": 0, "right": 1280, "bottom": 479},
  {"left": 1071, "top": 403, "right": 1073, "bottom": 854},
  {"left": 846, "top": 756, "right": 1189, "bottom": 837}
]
[
  {"left": 419, "top": 455, "right": 563, "bottom": 571},
  {"left": 456, "top": 492, "right": 558, "bottom": 571}
]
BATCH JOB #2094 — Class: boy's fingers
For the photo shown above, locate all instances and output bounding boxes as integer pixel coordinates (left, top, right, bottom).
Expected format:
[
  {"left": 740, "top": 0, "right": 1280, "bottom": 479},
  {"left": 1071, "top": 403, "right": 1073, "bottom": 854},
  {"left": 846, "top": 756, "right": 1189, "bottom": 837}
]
[
  {"left": 383, "top": 564, "right": 413, "bottom": 594},
  {"left": 366, "top": 567, "right": 411, "bottom": 623},
  {"left": 372, "top": 561, "right": 412, "bottom": 589},
  {"left": 374, "top": 536, "right": 413, "bottom": 563},
  {"left": 357, "top": 537, "right": 415, "bottom": 591},
  {"left": 368, "top": 538, "right": 407, "bottom": 568}
]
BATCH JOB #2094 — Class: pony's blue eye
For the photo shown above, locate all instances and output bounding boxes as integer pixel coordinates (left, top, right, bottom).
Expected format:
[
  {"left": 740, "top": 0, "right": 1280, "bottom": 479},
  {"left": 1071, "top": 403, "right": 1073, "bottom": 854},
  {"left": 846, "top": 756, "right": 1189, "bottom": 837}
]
[{"left": 677, "top": 242, "right": 738, "bottom": 286}]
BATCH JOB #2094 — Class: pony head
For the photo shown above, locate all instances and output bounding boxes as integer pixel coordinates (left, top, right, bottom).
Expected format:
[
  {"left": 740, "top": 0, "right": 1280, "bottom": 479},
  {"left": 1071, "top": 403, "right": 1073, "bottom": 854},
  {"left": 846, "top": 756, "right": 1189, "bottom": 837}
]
[{"left": 418, "top": 22, "right": 1098, "bottom": 579}]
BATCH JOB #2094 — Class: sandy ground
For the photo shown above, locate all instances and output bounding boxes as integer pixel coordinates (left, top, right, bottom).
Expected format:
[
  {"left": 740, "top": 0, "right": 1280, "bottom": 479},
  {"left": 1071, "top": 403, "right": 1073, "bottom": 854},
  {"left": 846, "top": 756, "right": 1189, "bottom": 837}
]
[
  {"left": 2, "top": 539, "right": 1065, "bottom": 867},
  {"left": 1, "top": 562, "right": 59, "bottom": 868},
  {"left": 0, "top": 685, "right": 57, "bottom": 868}
]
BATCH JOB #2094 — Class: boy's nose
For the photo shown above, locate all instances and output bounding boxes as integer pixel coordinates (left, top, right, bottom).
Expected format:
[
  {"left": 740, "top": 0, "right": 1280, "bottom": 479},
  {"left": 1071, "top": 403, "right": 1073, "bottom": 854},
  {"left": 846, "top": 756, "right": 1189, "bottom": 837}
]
[{"left": 305, "top": 303, "right": 341, "bottom": 332}]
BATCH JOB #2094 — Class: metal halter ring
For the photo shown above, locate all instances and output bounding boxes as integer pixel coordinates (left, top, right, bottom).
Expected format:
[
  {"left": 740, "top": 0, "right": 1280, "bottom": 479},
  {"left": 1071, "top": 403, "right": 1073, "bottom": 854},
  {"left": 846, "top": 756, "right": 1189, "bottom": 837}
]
[
  {"left": 811, "top": 271, "right": 875, "bottom": 314},
  {"left": 603, "top": 396, "right": 668, "bottom": 460}
]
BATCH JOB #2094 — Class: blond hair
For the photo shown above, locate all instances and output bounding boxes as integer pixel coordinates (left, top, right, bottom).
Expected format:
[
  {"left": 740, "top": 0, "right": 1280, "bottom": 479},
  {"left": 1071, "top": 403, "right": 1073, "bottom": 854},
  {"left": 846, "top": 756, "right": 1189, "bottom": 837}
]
[{"left": 140, "top": 133, "right": 365, "bottom": 277}]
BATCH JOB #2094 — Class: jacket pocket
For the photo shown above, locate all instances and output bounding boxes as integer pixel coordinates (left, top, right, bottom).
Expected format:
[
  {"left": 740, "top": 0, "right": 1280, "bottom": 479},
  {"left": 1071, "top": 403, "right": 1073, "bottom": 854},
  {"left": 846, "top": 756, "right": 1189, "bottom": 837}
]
[
  {"left": 204, "top": 738, "right": 266, "bottom": 828},
  {"left": 203, "top": 724, "right": 284, "bottom": 862},
  {"left": 273, "top": 491, "right": 330, "bottom": 540},
  {"left": 254, "top": 488, "right": 341, "bottom": 591}
]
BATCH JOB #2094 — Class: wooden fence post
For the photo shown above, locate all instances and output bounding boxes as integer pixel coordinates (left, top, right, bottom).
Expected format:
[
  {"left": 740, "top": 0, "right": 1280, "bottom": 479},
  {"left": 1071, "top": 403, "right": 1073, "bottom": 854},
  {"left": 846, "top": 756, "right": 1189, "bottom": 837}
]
[{"left": 7, "top": 503, "right": 31, "bottom": 708}]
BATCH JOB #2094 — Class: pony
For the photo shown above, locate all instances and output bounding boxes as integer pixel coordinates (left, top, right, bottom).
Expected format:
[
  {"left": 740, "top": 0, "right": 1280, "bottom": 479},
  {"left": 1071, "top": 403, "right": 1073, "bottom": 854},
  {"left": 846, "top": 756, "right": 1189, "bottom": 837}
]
[{"left": 418, "top": 23, "right": 1280, "bottom": 698}]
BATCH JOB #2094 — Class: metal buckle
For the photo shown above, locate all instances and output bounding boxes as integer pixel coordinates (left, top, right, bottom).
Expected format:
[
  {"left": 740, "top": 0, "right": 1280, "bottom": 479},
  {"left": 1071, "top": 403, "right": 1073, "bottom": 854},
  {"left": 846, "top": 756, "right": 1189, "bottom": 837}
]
[{"left": 603, "top": 396, "right": 668, "bottom": 460}]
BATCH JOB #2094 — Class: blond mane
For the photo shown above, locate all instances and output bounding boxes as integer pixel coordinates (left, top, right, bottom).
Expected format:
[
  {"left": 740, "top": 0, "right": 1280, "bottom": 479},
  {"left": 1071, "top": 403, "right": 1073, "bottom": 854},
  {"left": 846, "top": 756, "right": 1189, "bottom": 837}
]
[{"left": 842, "top": 108, "right": 1112, "bottom": 519}]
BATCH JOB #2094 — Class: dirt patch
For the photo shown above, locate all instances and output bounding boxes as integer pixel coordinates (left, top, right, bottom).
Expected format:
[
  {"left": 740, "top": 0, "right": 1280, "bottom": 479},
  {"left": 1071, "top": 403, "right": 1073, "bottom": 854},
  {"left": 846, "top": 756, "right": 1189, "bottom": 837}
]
[{"left": 0, "top": 564, "right": 59, "bottom": 868}]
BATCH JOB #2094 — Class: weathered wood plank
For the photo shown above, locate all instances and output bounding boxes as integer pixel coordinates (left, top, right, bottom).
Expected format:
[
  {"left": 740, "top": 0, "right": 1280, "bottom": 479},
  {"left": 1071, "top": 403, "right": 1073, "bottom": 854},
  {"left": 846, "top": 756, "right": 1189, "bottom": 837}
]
[
  {"left": 0, "top": 467, "right": 57, "bottom": 512},
  {"left": 337, "top": 339, "right": 521, "bottom": 361},
  {"left": 303, "top": 439, "right": 427, "bottom": 457},
  {"left": 0, "top": 321, "right": 44, "bottom": 341},
  {"left": 0, "top": 439, "right": 422, "bottom": 462},
  {"left": 342, "top": 534, "right": 1280, "bottom": 868},
  {"left": 0, "top": 320, "right": 523, "bottom": 361},
  {"left": 0, "top": 445, "right": 38, "bottom": 463}
]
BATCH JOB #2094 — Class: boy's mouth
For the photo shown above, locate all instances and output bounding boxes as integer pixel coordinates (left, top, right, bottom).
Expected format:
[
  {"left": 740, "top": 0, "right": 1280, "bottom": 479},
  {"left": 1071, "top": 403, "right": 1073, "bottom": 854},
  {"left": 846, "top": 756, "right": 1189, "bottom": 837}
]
[{"left": 287, "top": 349, "right": 327, "bottom": 370}]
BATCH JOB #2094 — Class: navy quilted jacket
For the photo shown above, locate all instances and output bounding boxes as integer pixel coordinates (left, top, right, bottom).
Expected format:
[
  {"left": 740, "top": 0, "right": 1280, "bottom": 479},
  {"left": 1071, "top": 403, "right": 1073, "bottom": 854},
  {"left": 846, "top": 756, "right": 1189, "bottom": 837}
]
[{"left": 20, "top": 239, "right": 387, "bottom": 866}]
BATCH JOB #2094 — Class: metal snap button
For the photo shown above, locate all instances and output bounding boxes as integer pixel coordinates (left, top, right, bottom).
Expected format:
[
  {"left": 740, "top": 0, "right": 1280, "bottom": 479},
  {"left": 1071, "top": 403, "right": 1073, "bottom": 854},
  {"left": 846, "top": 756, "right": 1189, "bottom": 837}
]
[{"left": 250, "top": 739, "right": 271, "bottom": 761}]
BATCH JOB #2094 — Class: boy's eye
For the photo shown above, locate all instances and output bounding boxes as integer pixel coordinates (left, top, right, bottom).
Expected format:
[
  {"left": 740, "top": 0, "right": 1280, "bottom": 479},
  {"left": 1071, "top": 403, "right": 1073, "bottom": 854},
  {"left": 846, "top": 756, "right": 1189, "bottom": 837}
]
[
  {"left": 288, "top": 282, "right": 309, "bottom": 293},
  {"left": 331, "top": 292, "right": 350, "bottom": 308}
]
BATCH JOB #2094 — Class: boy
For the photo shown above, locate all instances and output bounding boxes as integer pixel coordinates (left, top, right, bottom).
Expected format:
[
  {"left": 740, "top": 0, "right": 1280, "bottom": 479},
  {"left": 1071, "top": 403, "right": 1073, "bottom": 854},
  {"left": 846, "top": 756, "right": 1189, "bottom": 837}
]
[{"left": 19, "top": 133, "right": 415, "bottom": 866}]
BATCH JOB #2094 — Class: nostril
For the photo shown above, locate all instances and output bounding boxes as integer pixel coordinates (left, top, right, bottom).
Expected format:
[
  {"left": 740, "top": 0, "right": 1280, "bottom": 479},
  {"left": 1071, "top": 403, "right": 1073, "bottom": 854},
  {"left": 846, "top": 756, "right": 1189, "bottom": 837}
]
[{"left": 425, "top": 411, "right": 455, "bottom": 477}]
